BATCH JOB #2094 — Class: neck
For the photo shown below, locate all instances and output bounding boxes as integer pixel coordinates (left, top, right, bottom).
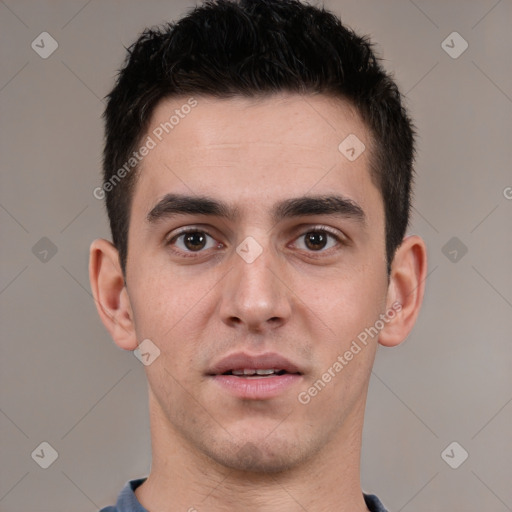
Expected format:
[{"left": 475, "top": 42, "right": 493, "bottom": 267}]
[{"left": 136, "top": 393, "right": 370, "bottom": 512}]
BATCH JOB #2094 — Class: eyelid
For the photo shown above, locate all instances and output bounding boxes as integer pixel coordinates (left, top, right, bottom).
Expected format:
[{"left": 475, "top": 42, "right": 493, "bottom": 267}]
[
  {"left": 164, "top": 224, "right": 348, "bottom": 256},
  {"left": 165, "top": 227, "right": 222, "bottom": 259},
  {"left": 292, "top": 224, "right": 349, "bottom": 244},
  {"left": 166, "top": 225, "right": 216, "bottom": 243}
]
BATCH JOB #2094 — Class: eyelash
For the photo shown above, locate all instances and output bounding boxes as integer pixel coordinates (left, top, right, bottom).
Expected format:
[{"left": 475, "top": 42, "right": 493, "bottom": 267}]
[{"left": 166, "top": 225, "right": 346, "bottom": 257}]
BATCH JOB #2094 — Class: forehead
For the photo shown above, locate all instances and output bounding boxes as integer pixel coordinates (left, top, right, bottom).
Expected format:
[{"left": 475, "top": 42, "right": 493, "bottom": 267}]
[
  {"left": 148, "top": 93, "right": 368, "bottom": 160},
  {"left": 132, "top": 93, "right": 381, "bottom": 225}
]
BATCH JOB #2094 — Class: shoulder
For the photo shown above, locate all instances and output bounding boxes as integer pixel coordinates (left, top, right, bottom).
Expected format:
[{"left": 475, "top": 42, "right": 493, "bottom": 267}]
[
  {"left": 363, "top": 492, "right": 389, "bottom": 512},
  {"left": 98, "top": 478, "right": 148, "bottom": 512}
]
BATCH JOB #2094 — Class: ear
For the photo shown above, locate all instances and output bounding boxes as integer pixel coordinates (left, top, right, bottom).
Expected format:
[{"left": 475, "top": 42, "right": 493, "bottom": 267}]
[
  {"left": 379, "top": 234, "right": 428, "bottom": 347},
  {"left": 89, "top": 238, "right": 138, "bottom": 351}
]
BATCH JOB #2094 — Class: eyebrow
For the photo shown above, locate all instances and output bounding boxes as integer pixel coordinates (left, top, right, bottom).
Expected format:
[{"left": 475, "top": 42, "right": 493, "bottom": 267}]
[{"left": 146, "top": 193, "right": 366, "bottom": 226}]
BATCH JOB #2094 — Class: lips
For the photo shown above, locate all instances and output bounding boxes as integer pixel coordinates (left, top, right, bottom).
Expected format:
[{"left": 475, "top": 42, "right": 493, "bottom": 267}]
[
  {"left": 207, "top": 352, "right": 303, "bottom": 400},
  {"left": 207, "top": 352, "right": 302, "bottom": 376}
]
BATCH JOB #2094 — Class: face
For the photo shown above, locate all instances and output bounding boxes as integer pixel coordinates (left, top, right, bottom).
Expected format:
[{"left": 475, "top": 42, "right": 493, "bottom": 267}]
[{"left": 124, "top": 94, "right": 391, "bottom": 472}]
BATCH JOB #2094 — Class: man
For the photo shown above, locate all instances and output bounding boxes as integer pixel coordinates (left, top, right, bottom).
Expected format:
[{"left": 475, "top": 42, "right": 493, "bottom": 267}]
[{"left": 89, "top": 0, "right": 427, "bottom": 510}]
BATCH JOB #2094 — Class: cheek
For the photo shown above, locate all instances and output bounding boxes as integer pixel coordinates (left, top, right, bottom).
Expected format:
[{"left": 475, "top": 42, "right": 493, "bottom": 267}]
[
  {"left": 128, "top": 272, "right": 195, "bottom": 338},
  {"left": 128, "top": 270, "right": 219, "bottom": 371},
  {"left": 300, "top": 263, "right": 387, "bottom": 338},
  {"left": 335, "top": 290, "right": 385, "bottom": 341}
]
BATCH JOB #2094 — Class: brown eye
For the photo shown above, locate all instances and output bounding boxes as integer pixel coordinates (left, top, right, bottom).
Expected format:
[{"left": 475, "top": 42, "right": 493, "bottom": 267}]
[
  {"left": 183, "top": 232, "right": 207, "bottom": 251},
  {"left": 304, "top": 231, "right": 328, "bottom": 251},
  {"left": 294, "top": 228, "right": 341, "bottom": 252},
  {"left": 169, "top": 230, "right": 218, "bottom": 253}
]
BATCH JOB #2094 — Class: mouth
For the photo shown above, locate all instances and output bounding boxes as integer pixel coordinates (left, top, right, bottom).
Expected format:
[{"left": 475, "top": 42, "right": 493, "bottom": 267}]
[
  {"left": 207, "top": 353, "right": 303, "bottom": 399},
  {"left": 221, "top": 368, "right": 299, "bottom": 378}
]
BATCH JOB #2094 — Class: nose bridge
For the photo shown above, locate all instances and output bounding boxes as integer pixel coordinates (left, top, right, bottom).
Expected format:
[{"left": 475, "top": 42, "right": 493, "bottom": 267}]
[{"left": 219, "top": 236, "right": 291, "bottom": 330}]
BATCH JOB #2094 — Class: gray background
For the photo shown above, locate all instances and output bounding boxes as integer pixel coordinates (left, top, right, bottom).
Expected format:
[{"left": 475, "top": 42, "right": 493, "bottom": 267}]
[{"left": 1, "top": 0, "right": 511, "bottom": 511}]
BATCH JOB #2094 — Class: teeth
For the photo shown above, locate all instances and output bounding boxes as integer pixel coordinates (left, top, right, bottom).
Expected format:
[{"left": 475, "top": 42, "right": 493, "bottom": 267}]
[
  {"left": 231, "top": 368, "right": 280, "bottom": 376},
  {"left": 255, "top": 369, "right": 276, "bottom": 375}
]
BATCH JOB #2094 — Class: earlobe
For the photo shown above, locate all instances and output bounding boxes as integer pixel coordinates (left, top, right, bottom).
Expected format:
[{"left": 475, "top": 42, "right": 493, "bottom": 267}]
[
  {"left": 379, "top": 235, "right": 428, "bottom": 348},
  {"left": 89, "top": 239, "right": 138, "bottom": 351}
]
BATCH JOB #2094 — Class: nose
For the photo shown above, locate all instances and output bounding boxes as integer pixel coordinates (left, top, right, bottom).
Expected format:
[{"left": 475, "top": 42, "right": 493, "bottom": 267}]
[{"left": 218, "top": 241, "right": 292, "bottom": 333}]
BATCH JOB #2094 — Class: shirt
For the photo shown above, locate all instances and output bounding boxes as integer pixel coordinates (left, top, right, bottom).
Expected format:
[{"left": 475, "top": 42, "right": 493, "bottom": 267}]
[{"left": 99, "top": 478, "right": 389, "bottom": 511}]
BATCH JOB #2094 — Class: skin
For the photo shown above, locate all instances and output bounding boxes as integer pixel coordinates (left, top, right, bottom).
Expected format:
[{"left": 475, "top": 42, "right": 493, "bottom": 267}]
[{"left": 90, "top": 93, "right": 427, "bottom": 512}]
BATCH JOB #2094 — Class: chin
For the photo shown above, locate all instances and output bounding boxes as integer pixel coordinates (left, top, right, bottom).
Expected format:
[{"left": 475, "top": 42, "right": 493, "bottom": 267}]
[{"left": 202, "top": 436, "right": 310, "bottom": 474}]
